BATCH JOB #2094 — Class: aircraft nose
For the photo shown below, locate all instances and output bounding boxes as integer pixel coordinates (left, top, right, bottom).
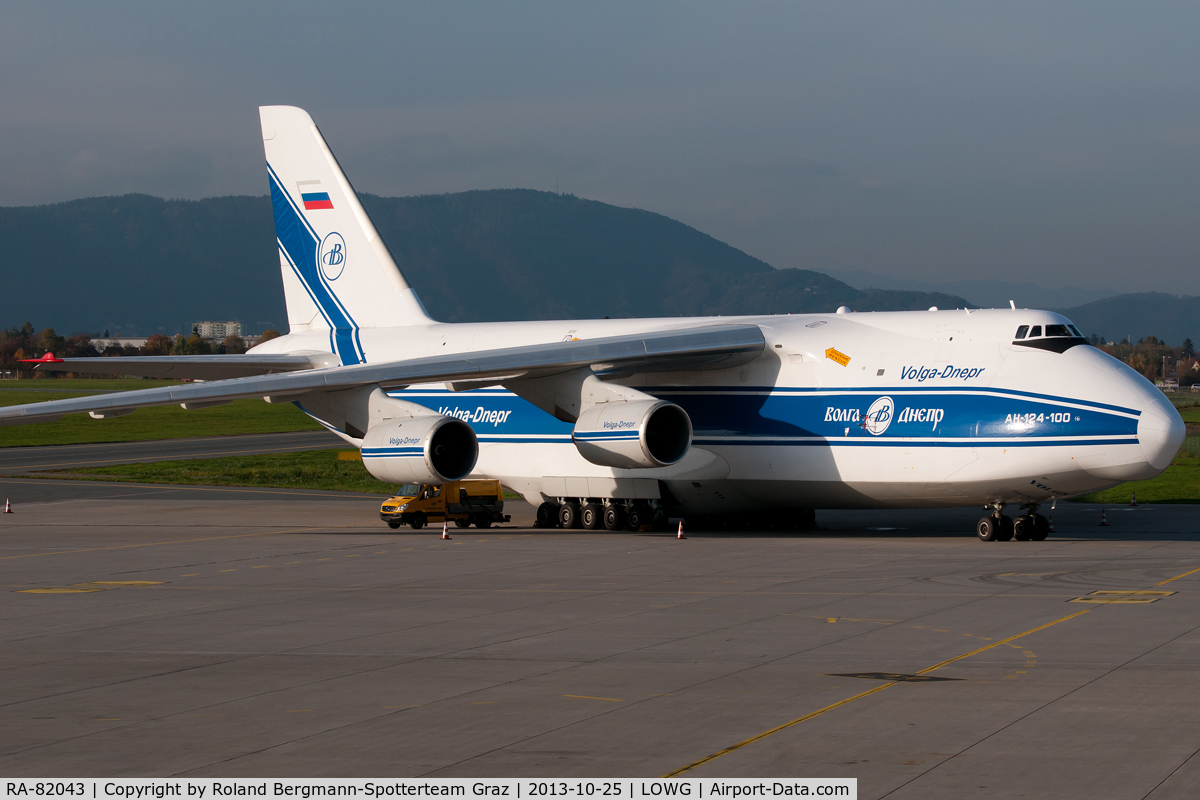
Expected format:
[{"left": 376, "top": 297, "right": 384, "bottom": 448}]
[{"left": 1137, "top": 390, "right": 1186, "bottom": 472}]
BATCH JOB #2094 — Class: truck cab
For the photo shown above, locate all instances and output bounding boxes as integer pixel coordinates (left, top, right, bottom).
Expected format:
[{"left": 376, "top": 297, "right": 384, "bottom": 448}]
[{"left": 380, "top": 480, "right": 510, "bottom": 529}]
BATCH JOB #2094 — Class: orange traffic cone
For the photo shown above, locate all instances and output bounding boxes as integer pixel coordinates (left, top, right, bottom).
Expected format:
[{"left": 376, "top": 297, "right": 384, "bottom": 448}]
[
  {"left": 676, "top": 520, "right": 686, "bottom": 540},
  {"left": 441, "top": 521, "right": 451, "bottom": 540},
  {"left": 1130, "top": 492, "right": 1137, "bottom": 507},
  {"left": 1100, "top": 509, "right": 1108, "bottom": 527},
  {"left": 3, "top": 498, "right": 10, "bottom": 513}
]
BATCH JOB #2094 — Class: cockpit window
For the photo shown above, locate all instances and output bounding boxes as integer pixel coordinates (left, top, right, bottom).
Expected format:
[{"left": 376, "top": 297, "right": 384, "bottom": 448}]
[
  {"left": 1068, "top": 324, "right": 1082, "bottom": 337},
  {"left": 1029, "top": 325, "right": 1042, "bottom": 337},
  {"left": 1046, "top": 324, "right": 1070, "bottom": 337},
  {"left": 1014, "top": 325, "right": 1030, "bottom": 339}
]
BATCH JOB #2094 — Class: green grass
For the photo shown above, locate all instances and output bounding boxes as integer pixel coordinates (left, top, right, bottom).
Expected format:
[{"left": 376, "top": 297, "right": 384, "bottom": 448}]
[
  {"left": 0, "top": 390, "right": 322, "bottom": 447},
  {"left": 53, "top": 449, "right": 397, "bottom": 494},
  {"left": 1072, "top": 440, "right": 1200, "bottom": 504}
]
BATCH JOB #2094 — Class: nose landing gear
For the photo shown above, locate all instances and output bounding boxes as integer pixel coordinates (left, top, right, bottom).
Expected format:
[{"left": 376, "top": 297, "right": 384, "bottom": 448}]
[{"left": 978, "top": 503, "right": 1050, "bottom": 542}]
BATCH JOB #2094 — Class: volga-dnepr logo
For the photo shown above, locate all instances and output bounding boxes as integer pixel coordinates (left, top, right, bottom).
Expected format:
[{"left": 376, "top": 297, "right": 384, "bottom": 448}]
[
  {"left": 319, "top": 232, "right": 346, "bottom": 281},
  {"left": 863, "top": 396, "right": 893, "bottom": 435}
]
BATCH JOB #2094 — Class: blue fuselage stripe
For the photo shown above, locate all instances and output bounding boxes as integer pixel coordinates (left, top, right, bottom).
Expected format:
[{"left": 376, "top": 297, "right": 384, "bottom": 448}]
[{"left": 386, "top": 387, "right": 1139, "bottom": 449}]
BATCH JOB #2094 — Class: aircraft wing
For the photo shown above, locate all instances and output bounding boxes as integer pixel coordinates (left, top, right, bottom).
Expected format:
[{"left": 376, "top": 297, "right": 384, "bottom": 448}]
[
  {"left": 0, "top": 323, "right": 765, "bottom": 426},
  {"left": 27, "top": 353, "right": 337, "bottom": 380}
]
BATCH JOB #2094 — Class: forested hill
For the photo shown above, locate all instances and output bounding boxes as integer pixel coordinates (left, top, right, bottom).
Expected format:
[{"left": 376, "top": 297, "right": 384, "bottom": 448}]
[
  {"left": 0, "top": 190, "right": 970, "bottom": 334},
  {"left": 1055, "top": 293, "right": 1200, "bottom": 349}
]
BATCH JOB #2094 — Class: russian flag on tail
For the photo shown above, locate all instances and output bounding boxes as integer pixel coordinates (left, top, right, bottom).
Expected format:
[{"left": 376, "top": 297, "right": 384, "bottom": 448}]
[{"left": 298, "top": 180, "right": 333, "bottom": 210}]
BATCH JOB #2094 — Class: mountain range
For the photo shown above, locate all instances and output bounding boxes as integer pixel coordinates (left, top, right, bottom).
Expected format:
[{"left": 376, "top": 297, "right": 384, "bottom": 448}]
[{"left": 1, "top": 190, "right": 1195, "bottom": 346}]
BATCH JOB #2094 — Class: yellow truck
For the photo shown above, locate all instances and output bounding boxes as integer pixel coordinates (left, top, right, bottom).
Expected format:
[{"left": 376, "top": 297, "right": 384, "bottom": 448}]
[{"left": 380, "top": 480, "right": 510, "bottom": 529}]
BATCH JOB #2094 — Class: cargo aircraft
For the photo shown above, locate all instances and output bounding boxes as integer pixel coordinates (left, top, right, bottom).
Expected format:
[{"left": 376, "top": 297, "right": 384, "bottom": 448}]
[{"left": 4, "top": 106, "right": 1185, "bottom": 541}]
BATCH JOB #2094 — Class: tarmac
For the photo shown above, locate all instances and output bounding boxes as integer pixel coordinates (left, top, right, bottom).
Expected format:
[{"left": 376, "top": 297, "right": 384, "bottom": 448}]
[{"left": 1, "top": 440, "right": 1199, "bottom": 796}]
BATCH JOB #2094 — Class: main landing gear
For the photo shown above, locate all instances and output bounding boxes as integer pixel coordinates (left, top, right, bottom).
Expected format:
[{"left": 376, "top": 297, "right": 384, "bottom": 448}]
[
  {"left": 537, "top": 499, "right": 668, "bottom": 532},
  {"left": 977, "top": 503, "right": 1050, "bottom": 542}
]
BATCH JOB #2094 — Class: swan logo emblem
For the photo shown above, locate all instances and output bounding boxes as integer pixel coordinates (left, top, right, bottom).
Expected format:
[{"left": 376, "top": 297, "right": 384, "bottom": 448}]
[
  {"left": 863, "top": 396, "right": 894, "bottom": 436},
  {"left": 319, "top": 232, "right": 346, "bottom": 281}
]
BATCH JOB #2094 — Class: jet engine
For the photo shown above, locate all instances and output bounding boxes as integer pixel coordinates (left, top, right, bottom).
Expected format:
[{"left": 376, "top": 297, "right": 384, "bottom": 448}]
[
  {"left": 572, "top": 399, "right": 692, "bottom": 469},
  {"left": 361, "top": 413, "right": 479, "bottom": 484}
]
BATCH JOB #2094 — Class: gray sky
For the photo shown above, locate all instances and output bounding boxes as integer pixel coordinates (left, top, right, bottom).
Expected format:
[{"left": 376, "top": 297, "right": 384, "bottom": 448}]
[{"left": 3, "top": 1, "right": 1199, "bottom": 294}]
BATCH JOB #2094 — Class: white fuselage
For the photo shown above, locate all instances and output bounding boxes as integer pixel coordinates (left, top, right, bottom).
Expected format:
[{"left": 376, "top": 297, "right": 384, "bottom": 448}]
[{"left": 251, "top": 307, "right": 1184, "bottom": 513}]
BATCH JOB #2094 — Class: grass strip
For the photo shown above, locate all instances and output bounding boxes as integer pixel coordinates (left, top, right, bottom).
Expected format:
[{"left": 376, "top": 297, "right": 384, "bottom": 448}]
[
  {"left": 1072, "top": 442, "right": 1200, "bottom": 504},
  {"left": 0, "top": 393, "right": 321, "bottom": 447},
  {"left": 51, "top": 449, "right": 397, "bottom": 494}
]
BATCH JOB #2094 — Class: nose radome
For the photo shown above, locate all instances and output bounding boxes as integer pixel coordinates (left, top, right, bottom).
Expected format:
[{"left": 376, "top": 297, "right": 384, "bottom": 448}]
[{"left": 1138, "top": 394, "right": 1186, "bottom": 472}]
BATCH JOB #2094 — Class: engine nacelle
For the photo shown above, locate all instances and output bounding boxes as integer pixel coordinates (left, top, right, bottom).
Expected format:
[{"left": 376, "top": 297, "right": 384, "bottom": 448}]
[
  {"left": 361, "top": 414, "right": 479, "bottom": 484},
  {"left": 572, "top": 399, "right": 692, "bottom": 469}
]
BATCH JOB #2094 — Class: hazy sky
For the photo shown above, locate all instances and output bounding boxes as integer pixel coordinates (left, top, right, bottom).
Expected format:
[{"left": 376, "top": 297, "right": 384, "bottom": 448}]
[{"left": 3, "top": 1, "right": 1198, "bottom": 294}]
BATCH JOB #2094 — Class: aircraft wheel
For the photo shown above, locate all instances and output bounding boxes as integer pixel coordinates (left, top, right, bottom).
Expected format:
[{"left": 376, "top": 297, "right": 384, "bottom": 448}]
[
  {"left": 1013, "top": 515, "right": 1034, "bottom": 541},
  {"left": 651, "top": 509, "right": 669, "bottom": 532},
  {"left": 995, "top": 515, "right": 1015, "bottom": 541},
  {"left": 1032, "top": 514, "right": 1050, "bottom": 541},
  {"left": 410, "top": 512, "right": 426, "bottom": 530},
  {"left": 559, "top": 502, "right": 581, "bottom": 529},
  {"left": 536, "top": 502, "right": 560, "bottom": 528},
  {"left": 455, "top": 518, "right": 471, "bottom": 528},
  {"left": 603, "top": 505, "right": 625, "bottom": 531},
  {"left": 625, "top": 506, "right": 645, "bottom": 531},
  {"left": 387, "top": 521, "right": 401, "bottom": 529},
  {"left": 474, "top": 513, "right": 492, "bottom": 528},
  {"left": 976, "top": 516, "right": 998, "bottom": 541},
  {"left": 581, "top": 503, "right": 603, "bottom": 530}
]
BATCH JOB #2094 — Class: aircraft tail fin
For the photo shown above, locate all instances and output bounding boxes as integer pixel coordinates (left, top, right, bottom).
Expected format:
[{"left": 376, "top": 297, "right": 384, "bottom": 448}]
[{"left": 259, "top": 105, "right": 430, "bottom": 363}]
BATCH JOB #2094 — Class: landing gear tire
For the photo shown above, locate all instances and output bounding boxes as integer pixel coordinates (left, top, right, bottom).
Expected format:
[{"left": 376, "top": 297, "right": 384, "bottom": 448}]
[
  {"left": 603, "top": 506, "right": 625, "bottom": 531},
  {"left": 977, "top": 516, "right": 998, "bottom": 541},
  {"left": 410, "top": 512, "right": 426, "bottom": 530},
  {"left": 559, "top": 502, "right": 581, "bottom": 529},
  {"left": 455, "top": 518, "right": 471, "bottom": 528},
  {"left": 1013, "top": 515, "right": 1034, "bottom": 541},
  {"left": 387, "top": 521, "right": 401, "bottom": 529},
  {"left": 625, "top": 506, "right": 645, "bottom": 531},
  {"left": 651, "top": 509, "right": 669, "bottom": 532},
  {"left": 995, "top": 515, "right": 1014, "bottom": 542},
  {"left": 581, "top": 503, "right": 603, "bottom": 530},
  {"left": 474, "top": 513, "right": 492, "bottom": 529},
  {"left": 1032, "top": 514, "right": 1050, "bottom": 541},
  {"left": 536, "top": 502, "right": 560, "bottom": 528}
]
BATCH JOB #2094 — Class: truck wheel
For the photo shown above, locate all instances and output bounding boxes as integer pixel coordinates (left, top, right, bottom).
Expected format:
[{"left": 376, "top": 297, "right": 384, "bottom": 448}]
[
  {"left": 603, "top": 506, "right": 624, "bottom": 531},
  {"left": 455, "top": 518, "right": 471, "bottom": 528},
  {"left": 387, "top": 521, "right": 401, "bottom": 529},
  {"left": 410, "top": 512, "right": 426, "bottom": 530},
  {"left": 559, "top": 502, "right": 580, "bottom": 529},
  {"left": 536, "top": 502, "right": 560, "bottom": 528},
  {"left": 474, "top": 513, "right": 492, "bottom": 528}
]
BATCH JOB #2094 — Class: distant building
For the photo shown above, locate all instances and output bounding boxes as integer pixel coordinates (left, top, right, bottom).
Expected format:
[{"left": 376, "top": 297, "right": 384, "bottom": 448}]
[{"left": 192, "top": 321, "right": 242, "bottom": 339}]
